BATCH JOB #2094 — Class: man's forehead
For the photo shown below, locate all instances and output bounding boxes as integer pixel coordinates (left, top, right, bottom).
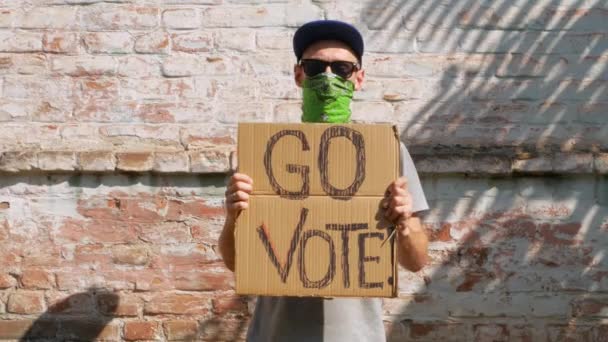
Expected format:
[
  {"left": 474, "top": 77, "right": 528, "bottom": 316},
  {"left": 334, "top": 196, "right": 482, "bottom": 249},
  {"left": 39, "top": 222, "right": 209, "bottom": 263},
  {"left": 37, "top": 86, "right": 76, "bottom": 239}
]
[{"left": 301, "top": 40, "right": 358, "bottom": 61}]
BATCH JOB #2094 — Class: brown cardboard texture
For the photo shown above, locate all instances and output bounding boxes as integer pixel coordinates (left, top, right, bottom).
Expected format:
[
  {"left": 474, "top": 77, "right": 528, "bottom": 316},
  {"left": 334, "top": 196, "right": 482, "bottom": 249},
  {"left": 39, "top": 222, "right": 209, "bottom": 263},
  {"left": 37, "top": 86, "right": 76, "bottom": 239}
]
[{"left": 235, "top": 123, "right": 399, "bottom": 298}]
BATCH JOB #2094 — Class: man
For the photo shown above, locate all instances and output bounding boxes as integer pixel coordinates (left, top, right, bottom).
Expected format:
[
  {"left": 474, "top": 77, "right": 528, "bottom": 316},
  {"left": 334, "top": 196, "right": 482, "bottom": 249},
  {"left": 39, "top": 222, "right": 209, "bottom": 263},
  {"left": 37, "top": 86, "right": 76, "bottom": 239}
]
[{"left": 219, "top": 20, "right": 429, "bottom": 341}]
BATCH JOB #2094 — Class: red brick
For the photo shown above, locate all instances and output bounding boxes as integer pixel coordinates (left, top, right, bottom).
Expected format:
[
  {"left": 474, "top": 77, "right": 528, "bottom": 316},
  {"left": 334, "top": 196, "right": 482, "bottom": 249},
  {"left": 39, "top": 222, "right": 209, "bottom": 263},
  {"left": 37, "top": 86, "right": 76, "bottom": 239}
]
[
  {"left": 0, "top": 273, "right": 16, "bottom": 289},
  {"left": 0, "top": 53, "right": 44, "bottom": 75},
  {"left": 428, "top": 222, "right": 452, "bottom": 242},
  {"left": 7, "top": 291, "right": 45, "bottom": 314},
  {"left": 171, "top": 32, "right": 213, "bottom": 53},
  {"left": 0, "top": 151, "right": 38, "bottom": 172},
  {"left": 42, "top": 31, "right": 79, "bottom": 54},
  {"left": 0, "top": 31, "right": 43, "bottom": 52},
  {"left": 83, "top": 32, "right": 133, "bottom": 54},
  {"left": 97, "top": 293, "right": 140, "bottom": 317},
  {"left": 117, "top": 55, "right": 160, "bottom": 78},
  {"left": 139, "top": 221, "right": 192, "bottom": 244},
  {"left": 118, "top": 196, "right": 167, "bottom": 222},
  {"left": 51, "top": 56, "right": 117, "bottom": 77},
  {"left": 190, "top": 219, "right": 223, "bottom": 244},
  {"left": 55, "top": 219, "right": 139, "bottom": 244},
  {"left": 572, "top": 298, "right": 608, "bottom": 317},
  {"left": 134, "top": 272, "right": 173, "bottom": 292},
  {"left": 547, "top": 324, "right": 594, "bottom": 342},
  {"left": 474, "top": 324, "right": 508, "bottom": 342},
  {"left": 409, "top": 322, "right": 470, "bottom": 340},
  {"left": 72, "top": 244, "right": 112, "bottom": 265},
  {"left": 179, "top": 128, "right": 235, "bottom": 150},
  {"left": 73, "top": 100, "right": 137, "bottom": 122},
  {"left": 539, "top": 222, "right": 583, "bottom": 246},
  {"left": 198, "top": 318, "right": 248, "bottom": 341},
  {"left": 47, "top": 292, "right": 95, "bottom": 315},
  {"left": 59, "top": 320, "right": 120, "bottom": 341},
  {"left": 82, "top": 5, "right": 159, "bottom": 30},
  {"left": 77, "top": 151, "right": 116, "bottom": 171},
  {"left": 508, "top": 325, "right": 534, "bottom": 342},
  {"left": 153, "top": 152, "right": 189, "bottom": 172},
  {"left": 144, "top": 293, "right": 211, "bottom": 315},
  {"left": 77, "top": 78, "right": 120, "bottom": 100},
  {"left": 20, "top": 269, "right": 54, "bottom": 289},
  {"left": 116, "top": 152, "right": 155, "bottom": 172},
  {"left": 124, "top": 321, "right": 160, "bottom": 341},
  {"left": 163, "top": 320, "right": 199, "bottom": 341},
  {"left": 173, "top": 270, "right": 234, "bottom": 291},
  {"left": 189, "top": 150, "right": 232, "bottom": 173},
  {"left": 18, "top": 6, "right": 78, "bottom": 29},
  {"left": 155, "top": 244, "right": 221, "bottom": 272},
  {"left": 22, "top": 243, "right": 63, "bottom": 267},
  {"left": 162, "top": 8, "right": 199, "bottom": 29},
  {"left": 134, "top": 31, "right": 170, "bottom": 54},
  {"left": 212, "top": 295, "right": 247, "bottom": 315},
  {"left": 112, "top": 244, "right": 149, "bottom": 266},
  {"left": 165, "top": 198, "right": 223, "bottom": 221},
  {"left": 37, "top": 151, "right": 77, "bottom": 171},
  {"left": 0, "top": 320, "right": 57, "bottom": 339},
  {"left": 135, "top": 102, "right": 177, "bottom": 123},
  {"left": 456, "top": 272, "right": 487, "bottom": 292},
  {"left": 0, "top": 249, "right": 21, "bottom": 266},
  {"left": 55, "top": 271, "right": 133, "bottom": 291},
  {"left": 0, "top": 320, "right": 31, "bottom": 339},
  {"left": 74, "top": 195, "right": 124, "bottom": 221}
]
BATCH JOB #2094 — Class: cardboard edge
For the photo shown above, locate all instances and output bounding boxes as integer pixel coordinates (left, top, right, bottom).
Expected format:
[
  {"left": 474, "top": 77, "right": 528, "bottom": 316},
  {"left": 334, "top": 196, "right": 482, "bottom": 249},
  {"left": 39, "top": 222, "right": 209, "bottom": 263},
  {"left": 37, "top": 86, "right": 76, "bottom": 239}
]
[{"left": 391, "top": 125, "right": 400, "bottom": 298}]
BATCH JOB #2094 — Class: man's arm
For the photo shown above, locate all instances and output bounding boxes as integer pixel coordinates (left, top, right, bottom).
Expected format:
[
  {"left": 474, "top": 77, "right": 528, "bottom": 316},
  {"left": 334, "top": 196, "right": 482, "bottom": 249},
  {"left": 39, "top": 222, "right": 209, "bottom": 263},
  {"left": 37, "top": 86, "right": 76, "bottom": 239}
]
[
  {"left": 218, "top": 173, "right": 253, "bottom": 272},
  {"left": 219, "top": 215, "right": 237, "bottom": 272},
  {"left": 383, "top": 177, "right": 429, "bottom": 272},
  {"left": 396, "top": 214, "right": 428, "bottom": 272}
]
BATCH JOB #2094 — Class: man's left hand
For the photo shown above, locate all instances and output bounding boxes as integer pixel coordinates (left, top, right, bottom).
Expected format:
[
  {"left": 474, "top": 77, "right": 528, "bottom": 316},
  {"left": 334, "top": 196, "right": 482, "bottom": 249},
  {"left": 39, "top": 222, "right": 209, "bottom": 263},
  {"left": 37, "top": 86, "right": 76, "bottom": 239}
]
[{"left": 382, "top": 177, "right": 413, "bottom": 234}]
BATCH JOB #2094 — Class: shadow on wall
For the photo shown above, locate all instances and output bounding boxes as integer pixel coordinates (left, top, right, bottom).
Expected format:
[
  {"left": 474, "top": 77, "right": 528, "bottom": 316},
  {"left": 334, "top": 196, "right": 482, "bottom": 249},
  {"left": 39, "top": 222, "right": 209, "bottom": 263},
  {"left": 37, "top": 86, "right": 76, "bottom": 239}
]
[
  {"left": 19, "top": 287, "right": 118, "bottom": 342},
  {"left": 360, "top": 0, "right": 607, "bottom": 340},
  {"left": 363, "top": 0, "right": 606, "bottom": 152}
]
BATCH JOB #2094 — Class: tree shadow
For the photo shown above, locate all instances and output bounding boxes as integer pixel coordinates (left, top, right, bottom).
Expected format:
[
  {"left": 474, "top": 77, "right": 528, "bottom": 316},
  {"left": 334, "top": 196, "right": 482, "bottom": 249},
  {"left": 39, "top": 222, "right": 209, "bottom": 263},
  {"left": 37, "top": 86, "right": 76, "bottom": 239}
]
[
  {"left": 19, "top": 287, "right": 118, "bottom": 341},
  {"left": 359, "top": 0, "right": 607, "bottom": 340}
]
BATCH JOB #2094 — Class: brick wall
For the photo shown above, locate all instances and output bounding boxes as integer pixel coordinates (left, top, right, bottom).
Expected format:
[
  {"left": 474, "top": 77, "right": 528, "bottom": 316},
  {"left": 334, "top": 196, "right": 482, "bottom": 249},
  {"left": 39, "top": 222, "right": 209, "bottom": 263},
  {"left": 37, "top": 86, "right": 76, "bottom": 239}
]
[{"left": 0, "top": 0, "right": 606, "bottom": 341}]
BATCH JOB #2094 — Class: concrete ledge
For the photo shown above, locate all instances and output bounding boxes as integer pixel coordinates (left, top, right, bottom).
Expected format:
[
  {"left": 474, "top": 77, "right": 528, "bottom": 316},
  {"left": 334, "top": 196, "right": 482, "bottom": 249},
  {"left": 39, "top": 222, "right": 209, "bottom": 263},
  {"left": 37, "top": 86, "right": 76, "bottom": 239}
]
[
  {"left": 1, "top": 149, "right": 607, "bottom": 175},
  {"left": 0, "top": 150, "right": 233, "bottom": 174}
]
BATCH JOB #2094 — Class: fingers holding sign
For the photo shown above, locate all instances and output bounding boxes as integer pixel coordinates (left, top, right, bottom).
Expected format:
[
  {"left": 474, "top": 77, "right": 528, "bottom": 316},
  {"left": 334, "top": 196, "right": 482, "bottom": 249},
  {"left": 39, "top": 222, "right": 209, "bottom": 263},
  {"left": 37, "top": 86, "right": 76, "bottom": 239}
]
[
  {"left": 382, "top": 177, "right": 413, "bottom": 231},
  {"left": 225, "top": 173, "right": 253, "bottom": 218}
]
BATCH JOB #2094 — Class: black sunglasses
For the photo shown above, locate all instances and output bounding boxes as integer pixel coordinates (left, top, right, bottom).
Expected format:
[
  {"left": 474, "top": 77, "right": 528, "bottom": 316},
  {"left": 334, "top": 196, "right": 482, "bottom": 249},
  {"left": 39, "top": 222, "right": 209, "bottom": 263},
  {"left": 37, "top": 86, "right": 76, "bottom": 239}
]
[{"left": 299, "top": 59, "right": 360, "bottom": 79}]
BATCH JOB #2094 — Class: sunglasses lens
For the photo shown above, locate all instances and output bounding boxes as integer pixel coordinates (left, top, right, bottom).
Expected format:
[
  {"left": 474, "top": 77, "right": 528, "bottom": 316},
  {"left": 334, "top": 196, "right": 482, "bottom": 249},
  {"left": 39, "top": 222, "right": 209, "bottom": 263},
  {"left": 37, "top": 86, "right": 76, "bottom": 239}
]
[
  {"left": 302, "top": 60, "right": 325, "bottom": 77},
  {"left": 332, "top": 62, "right": 355, "bottom": 78},
  {"left": 301, "top": 59, "right": 358, "bottom": 78}
]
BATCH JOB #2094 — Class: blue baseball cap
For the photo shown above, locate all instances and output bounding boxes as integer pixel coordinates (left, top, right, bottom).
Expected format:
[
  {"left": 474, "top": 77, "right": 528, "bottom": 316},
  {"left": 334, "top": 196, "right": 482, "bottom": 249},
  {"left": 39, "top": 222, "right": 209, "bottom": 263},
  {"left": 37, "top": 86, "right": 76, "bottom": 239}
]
[{"left": 293, "top": 20, "right": 364, "bottom": 64}]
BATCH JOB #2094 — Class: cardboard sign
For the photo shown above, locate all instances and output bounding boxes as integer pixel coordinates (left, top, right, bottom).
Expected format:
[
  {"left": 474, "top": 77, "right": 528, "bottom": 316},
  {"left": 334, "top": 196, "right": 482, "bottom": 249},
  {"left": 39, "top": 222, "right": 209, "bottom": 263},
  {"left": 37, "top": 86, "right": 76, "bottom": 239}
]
[{"left": 235, "top": 123, "right": 400, "bottom": 297}]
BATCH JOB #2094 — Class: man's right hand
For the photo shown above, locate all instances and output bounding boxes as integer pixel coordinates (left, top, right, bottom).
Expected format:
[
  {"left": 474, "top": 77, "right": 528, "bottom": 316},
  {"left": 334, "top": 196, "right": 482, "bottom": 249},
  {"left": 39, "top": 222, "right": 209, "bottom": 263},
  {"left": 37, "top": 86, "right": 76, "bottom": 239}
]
[{"left": 225, "top": 173, "right": 253, "bottom": 220}]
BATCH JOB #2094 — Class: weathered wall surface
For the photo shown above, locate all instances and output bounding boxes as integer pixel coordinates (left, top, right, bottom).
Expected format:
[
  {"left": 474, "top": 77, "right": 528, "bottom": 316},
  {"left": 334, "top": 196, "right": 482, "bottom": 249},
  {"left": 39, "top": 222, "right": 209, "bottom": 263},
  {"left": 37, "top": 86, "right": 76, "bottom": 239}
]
[{"left": 0, "top": 0, "right": 606, "bottom": 341}]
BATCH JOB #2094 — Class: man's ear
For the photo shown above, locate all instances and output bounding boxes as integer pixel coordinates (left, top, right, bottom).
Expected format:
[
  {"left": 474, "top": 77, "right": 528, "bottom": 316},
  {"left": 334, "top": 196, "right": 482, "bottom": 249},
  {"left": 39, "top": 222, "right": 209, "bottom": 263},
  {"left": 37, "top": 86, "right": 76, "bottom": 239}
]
[
  {"left": 294, "top": 64, "right": 305, "bottom": 88},
  {"left": 353, "top": 69, "right": 365, "bottom": 91}
]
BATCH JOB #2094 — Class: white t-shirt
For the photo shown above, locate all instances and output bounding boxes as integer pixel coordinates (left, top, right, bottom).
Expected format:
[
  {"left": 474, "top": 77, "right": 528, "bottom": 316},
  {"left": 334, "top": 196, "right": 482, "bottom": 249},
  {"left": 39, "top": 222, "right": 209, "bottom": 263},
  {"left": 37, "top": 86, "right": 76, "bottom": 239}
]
[{"left": 246, "top": 143, "right": 428, "bottom": 342}]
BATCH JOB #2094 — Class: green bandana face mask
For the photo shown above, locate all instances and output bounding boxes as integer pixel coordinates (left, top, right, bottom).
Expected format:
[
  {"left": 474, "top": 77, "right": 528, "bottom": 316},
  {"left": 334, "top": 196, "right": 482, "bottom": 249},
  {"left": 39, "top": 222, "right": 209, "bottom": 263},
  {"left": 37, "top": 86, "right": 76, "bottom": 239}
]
[{"left": 301, "top": 72, "right": 355, "bottom": 123}]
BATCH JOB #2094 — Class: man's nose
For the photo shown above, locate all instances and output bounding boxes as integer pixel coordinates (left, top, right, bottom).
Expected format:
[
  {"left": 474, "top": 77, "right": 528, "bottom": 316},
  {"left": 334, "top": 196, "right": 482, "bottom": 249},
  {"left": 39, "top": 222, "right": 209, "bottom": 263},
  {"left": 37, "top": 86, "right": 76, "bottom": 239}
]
[{"left": 324, "top": 64, "right": 332, "bottom": 73}]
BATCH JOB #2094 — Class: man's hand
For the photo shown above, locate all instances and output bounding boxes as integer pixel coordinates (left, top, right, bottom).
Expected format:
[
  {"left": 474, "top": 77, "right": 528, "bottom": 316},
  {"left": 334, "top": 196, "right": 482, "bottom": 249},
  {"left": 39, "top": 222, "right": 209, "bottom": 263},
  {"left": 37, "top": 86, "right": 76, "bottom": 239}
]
[
  {"left": 382, "top": 177, "right": 413, "bottom": 233},
  {"left": 219, "top": 172, "right": 253, "bottom": 272},
  {"left": 224, "top": 173, "right": 253, "bottom": 220},
  {"left": 382, "top": 177, "right": 429, "bottom": 272}
]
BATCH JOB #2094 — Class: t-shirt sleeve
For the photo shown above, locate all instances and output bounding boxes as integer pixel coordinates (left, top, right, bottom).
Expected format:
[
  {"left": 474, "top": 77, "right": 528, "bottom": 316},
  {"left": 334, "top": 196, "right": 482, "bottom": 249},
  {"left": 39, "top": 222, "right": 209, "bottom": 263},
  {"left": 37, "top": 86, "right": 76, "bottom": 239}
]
[{"left": 399, "top": 142, "right": 429, "bottom": 213}]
